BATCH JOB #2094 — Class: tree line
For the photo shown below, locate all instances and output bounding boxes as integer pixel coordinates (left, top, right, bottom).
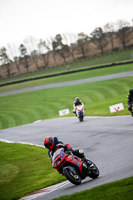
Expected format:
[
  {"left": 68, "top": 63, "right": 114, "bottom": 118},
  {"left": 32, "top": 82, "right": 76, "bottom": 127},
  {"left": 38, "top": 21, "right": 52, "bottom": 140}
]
[{"left": 0, "top": 19, "right": 133, "bottom": 79}]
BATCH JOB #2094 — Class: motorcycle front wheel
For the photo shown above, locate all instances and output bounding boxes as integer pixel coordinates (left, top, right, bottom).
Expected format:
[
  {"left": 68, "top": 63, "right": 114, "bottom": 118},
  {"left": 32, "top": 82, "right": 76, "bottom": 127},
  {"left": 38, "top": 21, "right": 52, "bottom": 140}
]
[
  {"left": 79, "top": 117, "right": 83, "bottom": 122},
  {"left": 63, "top": 167, "right": 81, "bottom": 185},
  {"left": 87, "top": 161, "right": 99, "bottom": 179}
]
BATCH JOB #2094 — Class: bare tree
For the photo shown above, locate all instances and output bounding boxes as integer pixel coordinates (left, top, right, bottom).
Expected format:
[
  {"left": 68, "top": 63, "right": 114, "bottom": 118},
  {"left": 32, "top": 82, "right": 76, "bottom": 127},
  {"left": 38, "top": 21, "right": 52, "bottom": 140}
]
[
  {"left": 23, "top": 36, "right": 39, "bottom": 70},
  {"left": 19, "top": 44, "right": 30, "bottom": 72},
  {"left": 104, "top": 22, "right": 116, "bottom": 51},
  {"left": 76, "top": 32, "right": 89, "bottom": 58},
  {"left": 89, "top": 27, "right": 108, "bottom": 54},
  {"left": 0, "top": 47, "right": 12, "bottom": 77},
  {"left": 7, "top": 44, "right": 20, "bottom": 73},
  {"left": 52, "top": 34, "right": 70, "bottom": 64},
  {"left": 57, "top": 44, "right": 70, "bottom": 64},
  {"left": 115, "top": 20, "right": 131, "bottom": 49},
  {"left": 50, "top": 39, "right": 57, "bottom": 65},
  {"left": 38, "top": 39, "right": 51, "bottom": 68},
  {"left": 0, "top": 65, "right": 2, "bottom": 79},
  {"left": 62, "top": 33, "right": 78, "bottom": 61}
]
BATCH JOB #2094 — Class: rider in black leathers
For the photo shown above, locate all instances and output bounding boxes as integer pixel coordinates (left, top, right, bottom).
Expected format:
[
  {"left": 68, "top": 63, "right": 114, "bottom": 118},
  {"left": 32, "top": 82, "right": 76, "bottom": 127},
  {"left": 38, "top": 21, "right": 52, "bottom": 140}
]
[
  {"left": 127, "top": 89, "right": 133, "bottom": 111},
  {"left": 73, "top": 97, "right": 83, "bottom": 115}
]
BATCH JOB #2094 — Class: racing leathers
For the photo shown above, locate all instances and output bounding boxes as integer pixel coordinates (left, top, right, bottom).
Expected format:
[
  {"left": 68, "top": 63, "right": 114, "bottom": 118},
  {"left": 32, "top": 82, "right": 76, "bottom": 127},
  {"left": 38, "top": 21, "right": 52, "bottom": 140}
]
[
  {"left": 48, "top": 140, "right": 84, "bottom": 162},
  {"left": 127, "top": 90, "right": 133, "bottom": 111},
  {"left": 73, "top": 100, "right": 83, "bottom": 114}
]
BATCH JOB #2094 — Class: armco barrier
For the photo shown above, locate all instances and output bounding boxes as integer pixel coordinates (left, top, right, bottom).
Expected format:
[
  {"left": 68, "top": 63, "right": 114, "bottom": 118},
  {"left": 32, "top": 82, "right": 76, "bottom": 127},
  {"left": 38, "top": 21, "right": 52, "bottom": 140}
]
[{"left": 0, "top": 60, "right": 133, "bottom": 87}]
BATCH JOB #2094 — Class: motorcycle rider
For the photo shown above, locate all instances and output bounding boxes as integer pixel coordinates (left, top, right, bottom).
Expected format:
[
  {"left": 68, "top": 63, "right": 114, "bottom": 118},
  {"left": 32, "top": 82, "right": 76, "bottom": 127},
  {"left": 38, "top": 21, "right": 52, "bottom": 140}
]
[
  {"left": 73, "top": 97, "right": 83, "bottom": 115},
  {"left": 44, "top": 136, "right": 89, "bottom": 164},
  {"left": 127, "top": 89, "right": 133, "bottom": 111}
]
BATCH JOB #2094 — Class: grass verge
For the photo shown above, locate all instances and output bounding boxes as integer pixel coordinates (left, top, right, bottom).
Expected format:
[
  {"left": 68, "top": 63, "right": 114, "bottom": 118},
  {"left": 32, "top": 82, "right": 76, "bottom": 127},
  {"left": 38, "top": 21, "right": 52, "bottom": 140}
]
[
  {"left": 54, "top": 176, "right": 133, "bottom": 200},
  {"left": 0, "top": 63, "right": 133, "bottom": 93},
  {"left": 0, "top": 142, "right": 133, "bottom": 200},
  {"left": 0, "top": 76, "right": 132, "bottom": 130},
  {"left": 1, "top": 48, "right": 133, "bottom": 85},
  {"left": 0, "top": 142, "right": 66, "bottom": 200}
]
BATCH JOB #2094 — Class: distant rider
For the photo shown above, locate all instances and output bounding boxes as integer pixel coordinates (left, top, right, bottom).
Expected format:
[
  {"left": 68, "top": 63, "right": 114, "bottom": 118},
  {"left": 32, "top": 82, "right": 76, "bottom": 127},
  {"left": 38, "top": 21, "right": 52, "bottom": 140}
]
[
  {"left": 44, "top": 136, "right": 89, "bottom": 164},
  {"left": 127, "top": 89, "right": 133, "bottom": 111},
  {"left": 73, "top": 97, "right": 83, "bottom": 115}
]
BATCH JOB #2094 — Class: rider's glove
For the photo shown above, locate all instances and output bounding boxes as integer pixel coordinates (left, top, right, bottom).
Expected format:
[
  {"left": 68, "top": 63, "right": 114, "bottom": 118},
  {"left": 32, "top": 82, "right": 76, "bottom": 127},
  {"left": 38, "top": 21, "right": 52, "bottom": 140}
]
[
  {"left": 65, "top": 148, "right": 72, "bottom": 155},
  {"left": 65, "top": 151, "right": 71, "bottom": 155},
  {"left": 66, "top": 151, "right": 71, "bottom": 155}
]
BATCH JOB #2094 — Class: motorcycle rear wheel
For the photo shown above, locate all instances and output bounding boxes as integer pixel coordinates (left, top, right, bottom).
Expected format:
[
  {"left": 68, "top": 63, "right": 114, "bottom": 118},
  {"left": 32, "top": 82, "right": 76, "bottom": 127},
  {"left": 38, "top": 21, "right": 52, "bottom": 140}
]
[{"left": 63, "top": 167, "right": 81, "bottom": 185}]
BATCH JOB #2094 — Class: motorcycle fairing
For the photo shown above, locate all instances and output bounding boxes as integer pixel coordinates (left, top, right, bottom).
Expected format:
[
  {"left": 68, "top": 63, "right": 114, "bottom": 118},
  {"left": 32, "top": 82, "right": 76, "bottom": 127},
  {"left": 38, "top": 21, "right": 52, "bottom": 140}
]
[
  {"left": 52, "top": 148, "right": 89, "bottom": 179},
  {"left": 52, "top": 148, "right": 65, "bottom": 167}
]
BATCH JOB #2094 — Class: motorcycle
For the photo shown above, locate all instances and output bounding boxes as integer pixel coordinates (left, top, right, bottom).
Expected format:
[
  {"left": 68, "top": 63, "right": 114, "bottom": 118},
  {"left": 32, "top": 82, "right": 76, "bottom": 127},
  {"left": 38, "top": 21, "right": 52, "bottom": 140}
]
[
  {"left": 75, "top": 104, "right": 85, "bottom": 122},
  {"left": 52, "top": 148, "right": 99, "bottom": 185}
]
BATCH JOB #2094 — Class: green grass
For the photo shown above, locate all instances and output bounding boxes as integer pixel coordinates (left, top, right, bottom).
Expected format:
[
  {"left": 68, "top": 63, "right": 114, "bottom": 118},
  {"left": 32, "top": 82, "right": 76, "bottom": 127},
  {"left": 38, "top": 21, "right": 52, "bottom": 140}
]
[
  {"left": 0, "top": 48, "right": 133, "bottom": 85},
  {"left": 0, "top": 142, "right": 133, "bottom": 200},
  {"left": 0, "top": 76, "right": 132, "bottom": 130},
  {"left": 0, "top": 60, "right": 133, "bottom": 199},
  {"left": 0, "top": 63, "right": 133, "bottom": 94},
  {"left": 0, "top": 142, "right": 66, "bottom": 200},
  {"left": 0, "top": 54, "right": 133, "bottom": 200},
  {"left": 54, "top": 176, "right": 133, "bottom": 200}
]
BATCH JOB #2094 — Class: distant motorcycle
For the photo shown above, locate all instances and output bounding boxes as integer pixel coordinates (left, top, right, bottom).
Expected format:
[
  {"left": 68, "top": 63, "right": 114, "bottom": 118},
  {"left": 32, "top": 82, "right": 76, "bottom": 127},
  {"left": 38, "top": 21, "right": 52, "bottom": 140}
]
[
  {"left": 52, "top": 148, "right": 99, "bottom": 185},
  {"left": 75, "top": 104, "right": 85, "bottom": 122}
]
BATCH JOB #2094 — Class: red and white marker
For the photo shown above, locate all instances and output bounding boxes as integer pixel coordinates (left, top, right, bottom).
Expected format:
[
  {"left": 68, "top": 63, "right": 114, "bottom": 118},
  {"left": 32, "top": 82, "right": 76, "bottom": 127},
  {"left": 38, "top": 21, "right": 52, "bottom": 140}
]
[
  {"left": 59, "top": 109, "right": 70, "bottom": 116},
  {"left": 20, "top": 181, "right": 69, "bottom": 200},
  {"left": 109, "top": 103, "right": 124, "bottom": 113}
]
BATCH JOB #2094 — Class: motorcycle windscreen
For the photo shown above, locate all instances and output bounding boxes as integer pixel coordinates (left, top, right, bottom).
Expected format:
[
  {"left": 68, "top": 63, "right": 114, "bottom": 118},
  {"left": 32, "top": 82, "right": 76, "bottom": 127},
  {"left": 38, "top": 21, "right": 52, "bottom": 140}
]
[{"left": 52, "top": 148, "right": 65, "bottom": 166}]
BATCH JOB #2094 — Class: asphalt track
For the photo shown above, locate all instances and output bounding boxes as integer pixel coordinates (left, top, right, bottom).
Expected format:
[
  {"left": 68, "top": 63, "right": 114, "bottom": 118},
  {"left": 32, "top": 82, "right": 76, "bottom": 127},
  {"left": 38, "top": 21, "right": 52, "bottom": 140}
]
[
  {"left": 0, "top": 71, "right": 133, "bottom": 199},
  {"left": 0, "top": 71, "right": 133, "bottom": 97},
  {"left": 0, "top": 116, "right": 133, "bottom": 200}
]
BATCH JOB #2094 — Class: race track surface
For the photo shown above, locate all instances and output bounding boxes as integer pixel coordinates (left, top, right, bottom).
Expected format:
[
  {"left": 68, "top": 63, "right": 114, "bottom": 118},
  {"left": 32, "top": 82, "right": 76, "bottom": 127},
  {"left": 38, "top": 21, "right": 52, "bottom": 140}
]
[{"left": 0, "top": 116, "right": 133, "bottom": 200}]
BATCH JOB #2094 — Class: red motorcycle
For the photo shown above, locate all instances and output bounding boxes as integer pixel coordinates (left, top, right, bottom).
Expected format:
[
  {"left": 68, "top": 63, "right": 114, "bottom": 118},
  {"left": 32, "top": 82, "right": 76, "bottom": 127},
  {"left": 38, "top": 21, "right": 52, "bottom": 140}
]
[{"left": 52, "top": 148, "right": 99, "bottom": 185}]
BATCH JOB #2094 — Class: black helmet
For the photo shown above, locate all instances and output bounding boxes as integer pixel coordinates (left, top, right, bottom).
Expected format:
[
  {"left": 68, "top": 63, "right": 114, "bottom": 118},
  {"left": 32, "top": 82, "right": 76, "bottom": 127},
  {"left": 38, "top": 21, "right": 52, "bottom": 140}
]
[
  {"left": 75, "top": 97, "right": 80, "bottom": 102},
  {"left": 129, "top": 89, "right": 133, "bottom": 95}
]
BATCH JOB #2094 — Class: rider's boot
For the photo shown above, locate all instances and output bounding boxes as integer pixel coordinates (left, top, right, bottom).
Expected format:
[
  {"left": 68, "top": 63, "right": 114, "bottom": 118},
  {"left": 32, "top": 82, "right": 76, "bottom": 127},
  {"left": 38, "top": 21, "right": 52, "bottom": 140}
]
[{"left": 83, "top": 157, "right": 93, "bottom": 167}]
